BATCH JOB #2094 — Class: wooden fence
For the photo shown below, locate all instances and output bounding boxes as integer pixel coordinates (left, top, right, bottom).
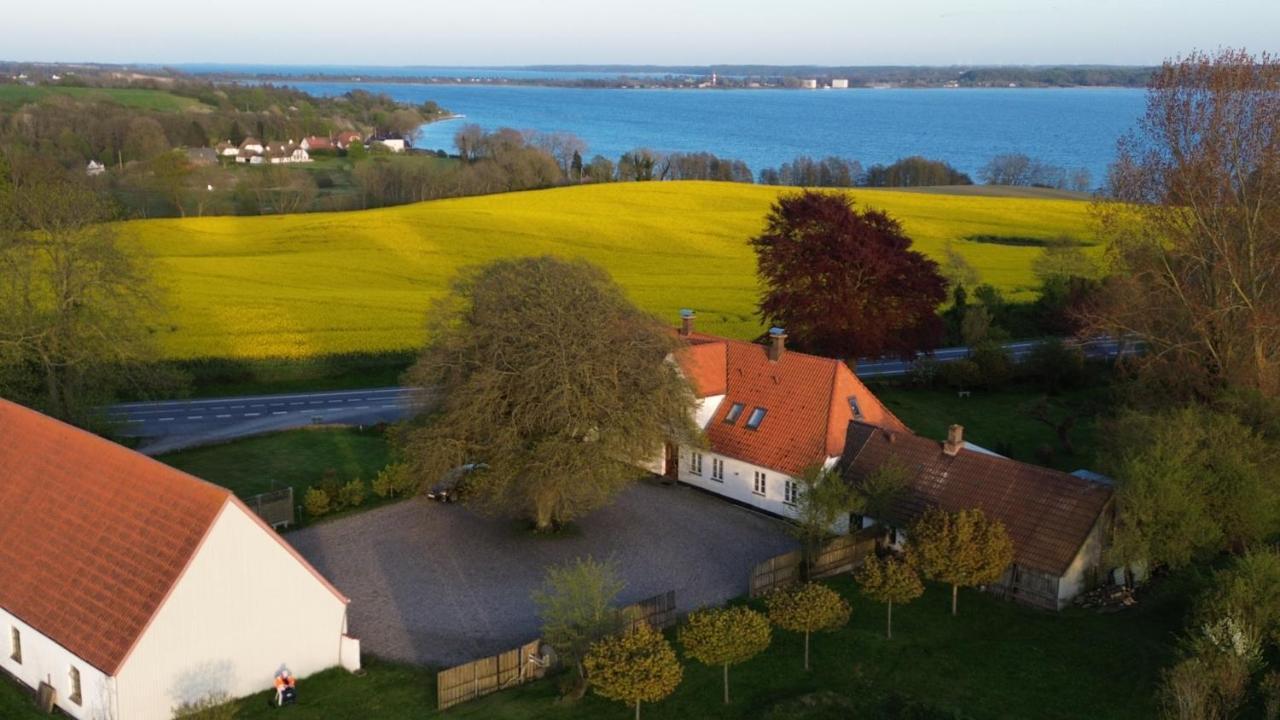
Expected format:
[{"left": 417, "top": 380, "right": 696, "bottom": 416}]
[
  {"left": 621, "top": 590, "right": 677, "bottom": 632},
  {"left": 749, "top": 529, "right": 878, "bottom": 598},
  {"left": 436, "top": 638, "right": 546, "bottom": 711},
  {"left": 246, "top": 487, "right": 294, "bottom": 530}
]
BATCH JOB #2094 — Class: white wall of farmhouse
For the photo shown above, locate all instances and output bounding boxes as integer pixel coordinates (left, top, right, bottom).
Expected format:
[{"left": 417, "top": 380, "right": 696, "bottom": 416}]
[
  {"left": 114, "top": 502, "right": 352, "bottom": 720},
  {"left": 1, "top": 609, "right": 114, "bottom": 719},
  {"left": 675, "top": 444, "right": 848, "bottom": 530},
  {"left": 694, "top": 395, "right": 725, "bottom": 428}
]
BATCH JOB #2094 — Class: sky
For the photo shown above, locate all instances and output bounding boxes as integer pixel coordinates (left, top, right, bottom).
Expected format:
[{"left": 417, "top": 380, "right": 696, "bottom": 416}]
[{"left": 4, "top": 0, "right": 1278, "bottom": 67}]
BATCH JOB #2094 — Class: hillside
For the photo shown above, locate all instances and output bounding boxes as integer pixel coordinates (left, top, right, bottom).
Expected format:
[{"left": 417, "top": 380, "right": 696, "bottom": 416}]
[
  {"left": 119, "top": 181, "right": 1096, "bottom": 360},
  {"left": 0, "top": 84, "right": 207, "bottom": 111}
]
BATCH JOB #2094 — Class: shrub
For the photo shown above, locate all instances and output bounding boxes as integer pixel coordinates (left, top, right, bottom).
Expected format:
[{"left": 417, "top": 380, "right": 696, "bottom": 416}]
[
  {"left": 940, "top": 359, "right": 982, "bottom": 389},
  {"left": 339, "top": 478, "right": 367, "bottom": 508},
  {"left": 1027, "top": 338, "right": 1086, "bottom": 390},
  {"left": 970, "top": 343, "right": 1012, "bottom": 388},
  {"left": 372, "top": 462, "right": 417, "bottom": 498},
  {"left": 304, "top": 486, "right": 331, "bottom": 517},
  {"left": 318, "top": 468, "right": 343, "bottom": 502}
]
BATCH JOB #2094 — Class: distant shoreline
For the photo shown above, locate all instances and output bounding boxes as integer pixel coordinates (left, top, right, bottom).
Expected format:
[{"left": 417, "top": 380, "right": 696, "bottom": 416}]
[{"left": 215, "top": 74, "right": 1150, "bottom": 90}]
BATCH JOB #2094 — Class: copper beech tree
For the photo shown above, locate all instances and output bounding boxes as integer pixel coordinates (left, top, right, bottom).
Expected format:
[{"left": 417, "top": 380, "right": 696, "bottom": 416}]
[
  {"left": 1096, "top": 49, "right": 1280, "bottom": 397},
  {"left": 401, "top": 257, "right": 699, "bottom": 532},
  {"left": 750, "top": 190, "right": 947, "bottom": 359}
]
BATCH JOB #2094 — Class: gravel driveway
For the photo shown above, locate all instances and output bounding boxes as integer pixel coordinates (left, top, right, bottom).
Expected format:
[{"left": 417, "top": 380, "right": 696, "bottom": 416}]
[{"left": 288, "top": 479, "right": 796, "bottom": 666}]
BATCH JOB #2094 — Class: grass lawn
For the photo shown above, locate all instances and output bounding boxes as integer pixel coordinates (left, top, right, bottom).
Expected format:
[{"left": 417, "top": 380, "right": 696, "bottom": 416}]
[
  {"left": 156, "top": 427, "right": 393, "bottom": 524},
  {"left": 0, "top": 84, "right": 206, "bottom": 111},
  {"left": 215, "top": 575, "right": 1184, "bottom": 720},
  {"left": 872, "top": 379, "right": 1110, "bottom": 472},
  {"left": 118, "top": 181, "right": 1095, "bottom": 361}
]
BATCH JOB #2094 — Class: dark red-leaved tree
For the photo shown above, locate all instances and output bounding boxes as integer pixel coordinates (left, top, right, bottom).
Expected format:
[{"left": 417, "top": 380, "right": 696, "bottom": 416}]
[{"left": 751, "top": 190, "right": 947, "bottom": 359}]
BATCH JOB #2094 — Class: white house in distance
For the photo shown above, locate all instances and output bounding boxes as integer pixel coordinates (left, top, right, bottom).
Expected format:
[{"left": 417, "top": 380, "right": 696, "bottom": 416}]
[
  {"left": 0, "top": 399, "right": 359, "bottom": 720},
  {"left": 664, "top": 310, "right": 908, "bottom": 522}
]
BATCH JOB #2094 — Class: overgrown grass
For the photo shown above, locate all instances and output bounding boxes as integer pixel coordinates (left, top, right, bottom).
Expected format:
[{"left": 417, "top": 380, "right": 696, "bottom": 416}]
[
  {"left": 219, "top": 575, "right": 1184, "bottom": 720},
  {"left": 156, "top": 427, "right": 393, "bottom": 524},
  {"left": 0, "top": 84, "right": 207, "bottom": 111},
  {"left": 871, "top": 379, "right": 1111, "bottom": 472},
  {"left": 118, "top": 181, "right": 1095, "bottom": 360}
]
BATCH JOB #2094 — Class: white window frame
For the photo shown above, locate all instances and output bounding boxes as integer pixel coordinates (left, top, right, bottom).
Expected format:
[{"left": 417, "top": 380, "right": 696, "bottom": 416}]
[
  {"left": 784, "top": 479, "right": 800, "bottom": 505},
  {"left": 689, "top": 451, "right": 703, "bottom": 476},
  {"left": 711, "top": 458, "right": 724, "bottom": 482},
  {"left": 69, "top": 666, "right": 82, "bottom": 705},
  {"left": 9, "top": 627, "right": 20, "bottom": 664},
  {"left": 753, "top": 471, "right": 767, "bottom": 496}
]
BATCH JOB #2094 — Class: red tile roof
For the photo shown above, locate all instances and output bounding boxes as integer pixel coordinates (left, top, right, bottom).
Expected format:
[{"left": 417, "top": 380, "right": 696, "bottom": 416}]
[
  {"left": 675, "top": 331, "right": 906, "bottom": 476},
  {"left": 840, "top": 421, "right": 1114, "bottom": 576},
  {"left": 0, "top": 400, "right": 343, "bottom": 675}
]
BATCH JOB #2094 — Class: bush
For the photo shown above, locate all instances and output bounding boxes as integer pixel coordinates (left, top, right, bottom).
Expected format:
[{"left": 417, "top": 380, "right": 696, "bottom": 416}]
[
  {"left": 940, "top": 359, "right": 982, "bottom": 389},
  {"left": 339, "top": 478, "right": 367, "bottom": 508},
  {"left": 372, "top": 462, "right": 417, "bottom": 498},
  {"left": 304, "top": 486, "right": 331, "bottom": 517},
  {"left": 1027, "top": 338, "right": 1086, "bottom": 391},
  {"left": 970, "top": 343, "right": 1012, "bottom": 388}
]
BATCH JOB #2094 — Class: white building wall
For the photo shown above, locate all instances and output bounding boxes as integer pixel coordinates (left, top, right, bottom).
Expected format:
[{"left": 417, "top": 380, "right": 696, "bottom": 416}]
[
  {"left": 114, "top": 502, "right": 350, "bottom": 720},
  {"left": 1058, "top": 514, "right": 1108, "bottom": 606},
  {"left": 678, "top": 445, "right": 804, "bottom": 520},
  {"left": 694, "top": 395, "right": 725, "bottom": 429},
  {"left": 0, "top": 609, "right": 114, "bottom": 720}
]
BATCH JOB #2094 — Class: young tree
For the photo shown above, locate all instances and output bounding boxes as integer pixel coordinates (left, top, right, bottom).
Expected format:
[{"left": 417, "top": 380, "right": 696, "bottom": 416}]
[
  {"left": 854, "top": 555, "right": 924, "bottom": 639},
  {"left": 532, "top": 556, "right": 624, "bottom": 699},
  {"left": 1096, "top": 49, "right": 1280, "bottom": 396},
  {"left": 584, "top": 624, "right": 683, "bottom": 720},
  {"left": 765, "top": 582, "right": 851, "bottom": 671},
  {"left": 909, "top": 507, "right": 1014, "bottom": 616},
  {"left": 678, "top": 606, "right": 771, "bottom": 704},
  {"left": 0, "top": 168, "right": 163, "bottom": 423},
  {"left": 789, "top": 465, "right": 861, "bottom": 574},
  {"left": 751, "top": 191, "right": 947, "bottom": 359},
  {"left": 401, "top": 257, "right": 698, "bottom": 531},
  {"left": 852, "top": 458, "right": 910, "bottom": 539}
]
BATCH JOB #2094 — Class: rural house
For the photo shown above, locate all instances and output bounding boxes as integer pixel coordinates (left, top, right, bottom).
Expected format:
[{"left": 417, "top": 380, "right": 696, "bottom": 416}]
[
  {"left": 238, "top": 137, "right": 264, "bottom": 155},
  {"left": 666, "top": 310, "right": 907, "bottom": 522},
  {"left": 0, "top": 400, "right": 360, "bottom": 720},
  {"left": 300, "top": 135, "right": 334, "bottom": 151},
  {"left": 335, "top": 131, "right": 363, "bottom": 150},
  {"left": 839, "top": 421, "right": 1116, "bottom": 609}
]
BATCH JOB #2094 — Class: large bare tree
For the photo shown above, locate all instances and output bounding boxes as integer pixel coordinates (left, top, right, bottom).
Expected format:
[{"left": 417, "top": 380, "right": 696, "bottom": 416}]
[
  {"left": 1096, "top": 49, "right": 1280, "bottom": 396},
  {"left": 0, "top": 160, "right": 163, "bottom": 422}
]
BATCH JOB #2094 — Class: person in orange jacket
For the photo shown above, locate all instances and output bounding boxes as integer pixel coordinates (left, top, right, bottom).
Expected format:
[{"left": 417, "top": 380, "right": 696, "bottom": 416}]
[{"left": 273, "top": 669, "right": 297, "bottom": 707}]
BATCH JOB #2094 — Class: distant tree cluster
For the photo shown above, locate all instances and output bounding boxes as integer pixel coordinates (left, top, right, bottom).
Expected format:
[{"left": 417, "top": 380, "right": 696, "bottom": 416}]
[
  {"left": 759, "top": 155, "right": 970, "bottom": 188},
  {"left": 979, "top": 153, "right": 1092, "bottom": 191},
  {"left": 863, "top": 156, "right": 973, "bottom": 187}
]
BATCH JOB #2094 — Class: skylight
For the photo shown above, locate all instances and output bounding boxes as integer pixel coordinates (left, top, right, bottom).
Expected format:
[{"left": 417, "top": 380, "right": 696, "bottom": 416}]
[
  {"left": 724, "top": 402, "right": 745, "bottom": 424},
  {"left": 745, "top": 407, "right": 767, "bottom": 430}
]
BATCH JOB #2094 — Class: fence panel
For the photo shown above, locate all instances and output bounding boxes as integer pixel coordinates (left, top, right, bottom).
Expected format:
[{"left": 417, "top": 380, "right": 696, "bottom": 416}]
[
  {"left": 436, "top": 638, "right": 544, "bottom": 711},
  {"left": 749, "top": 549, "right": 803, "bottom": 598},
  {"left": 621, "top": 590, "right": 676, "bottom": 632},
  {"left": 810, "top": 530, "right": 877, "bottom": 579},
  {"left": 247, "top": 487, "right": 294, "bottom": 530}
]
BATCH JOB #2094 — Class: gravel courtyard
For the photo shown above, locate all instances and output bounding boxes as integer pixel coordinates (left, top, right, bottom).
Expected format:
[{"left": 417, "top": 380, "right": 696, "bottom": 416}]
[{"left": 288, "top": 480, "right": 796, "bottom": 666}]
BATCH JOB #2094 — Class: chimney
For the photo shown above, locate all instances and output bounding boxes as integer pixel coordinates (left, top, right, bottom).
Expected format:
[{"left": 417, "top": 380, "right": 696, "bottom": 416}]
[
  {"left": 768, "top": 327, "right": 787, "bottom": 362},
  {"left": 679, "top": 308, "right": 695, "bottom": 337},
  {"left": 943, "top": 424, "right": 964, "bottom": 456}
]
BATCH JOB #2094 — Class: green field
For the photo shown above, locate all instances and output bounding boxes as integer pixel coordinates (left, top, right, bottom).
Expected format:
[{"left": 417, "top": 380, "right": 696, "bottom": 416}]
[
  {"left": 119, "top": 181, "right": 1096, "bottom": 360},
  {"left": 0, "top": 84, "right": 206, "bottom": 111}
]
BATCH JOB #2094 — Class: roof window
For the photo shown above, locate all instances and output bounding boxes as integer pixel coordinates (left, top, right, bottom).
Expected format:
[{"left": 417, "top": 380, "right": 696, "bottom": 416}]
[
  {"left": 745, "top": 407, "right": 767, "bottom": 430},
  {"left": 724, "top": 402, "right": 745, "bottom": 424}
]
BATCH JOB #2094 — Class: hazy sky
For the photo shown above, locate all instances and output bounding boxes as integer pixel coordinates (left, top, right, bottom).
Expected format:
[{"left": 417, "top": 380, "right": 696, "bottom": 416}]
[{"left": 6, "top": 0, "right": 1278, "bottom": 66}]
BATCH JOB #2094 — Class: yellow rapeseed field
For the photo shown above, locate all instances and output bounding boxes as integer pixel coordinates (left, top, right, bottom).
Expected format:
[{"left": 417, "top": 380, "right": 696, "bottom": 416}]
[{"left": 118, "top": 181, "right": 1097, "bottom": 360}]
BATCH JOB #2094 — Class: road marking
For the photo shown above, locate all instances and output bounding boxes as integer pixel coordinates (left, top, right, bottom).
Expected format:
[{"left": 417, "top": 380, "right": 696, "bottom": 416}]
[
  {"left": 250, "top": 404, "right": 265, "bottom": 408},
  {"left": 244, "top": 412, "right": 260, "bottom": 417},
  {"left": 272, "top": 411, "right": 287, "bottom": 415},
  {"left": 230, "top": 405, "right": 245, "bottom": 409},
  {"left": 328, "top": 400, "right": 343, "bottom": 404},
  {"left": 356, "top": 405, "right": 370, "bottom": 409},
  {"left": 380, "top": 404, "right": 397, "bottom": 409},
  {"left": 158, "top": 417, "right": 174, "bottom": 422},
  {"left": 309, "top": 401, "right": 323, "bottom": 405},
  {"left": 215, "top": 414, "right": 231, "bottom": 419},
  {"left": 346, "top": 398, "right": 362, "bottom": 402},
  {"left": 187, "top": 415, "right": 203, "bottom": 420},
  {"left": 289, "top": 402, "right": 304, "bottom": 406}
]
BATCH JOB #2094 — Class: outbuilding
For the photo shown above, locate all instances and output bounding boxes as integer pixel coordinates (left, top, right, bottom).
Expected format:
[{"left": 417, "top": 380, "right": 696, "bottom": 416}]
[{"left": 0, "top": 400, "right": 359, "bottom": 719}]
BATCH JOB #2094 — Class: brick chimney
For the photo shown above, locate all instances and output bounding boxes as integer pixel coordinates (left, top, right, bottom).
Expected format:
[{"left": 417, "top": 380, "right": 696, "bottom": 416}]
[
  {"left": 768, "top": 327, "right": 787, "bottom": 362},
  {"left": 943, "top": 424, "right": 964, "bottom": 456},
  {"left": 679, "top": 308, "right": 695, "bottom": 336}
]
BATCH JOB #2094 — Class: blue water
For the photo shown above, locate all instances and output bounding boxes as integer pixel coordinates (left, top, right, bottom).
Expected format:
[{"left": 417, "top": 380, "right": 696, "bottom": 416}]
[{"left": 282, "top": 81, "right": 1146, "bottom": 183}]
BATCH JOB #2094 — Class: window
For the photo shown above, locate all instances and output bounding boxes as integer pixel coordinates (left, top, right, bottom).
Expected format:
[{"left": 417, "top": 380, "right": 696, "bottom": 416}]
[
  {"left": 9, "top": 627, "right": 20, "bottom": 664},
  {"left": 68, "top": 666, "right": 82, "bottom": 705},
  {"left": 689, "top": 451, "right": 703, "bottom": 476},
  {"left": 784, "top": 480, "right": 800, "bottom": 505},
  {"left": 724, "top": 403, "right": 745, "bottom": 424},
  {"left": 753, "top": 471, "right": 767, "bottom": 496},
  {"left": 745, "top": 407, "right": 767, "bottom": 430},
  {"left": 711, "top": 458, "right": 724, "bottom": 482}
]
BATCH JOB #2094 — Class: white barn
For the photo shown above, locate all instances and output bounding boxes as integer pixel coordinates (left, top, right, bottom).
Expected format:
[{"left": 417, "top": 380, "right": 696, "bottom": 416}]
[
  {"left": 662, "top": 311, "right": 908, "bottom": 523},
  {"left": 0, "top": 399, "right": 359, "bottom": 719}
]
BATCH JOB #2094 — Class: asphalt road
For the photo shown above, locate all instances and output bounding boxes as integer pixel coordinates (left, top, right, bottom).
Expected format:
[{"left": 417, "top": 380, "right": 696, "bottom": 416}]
[{"left": 111, "top": 337, "right": 1132, "bottom": 453}]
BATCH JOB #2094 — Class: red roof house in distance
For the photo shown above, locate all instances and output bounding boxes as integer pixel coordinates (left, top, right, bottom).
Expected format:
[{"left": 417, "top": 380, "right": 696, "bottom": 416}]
[
  {"left": 666, "top": 310, "right": 907, "bottom": 521},
  {"left": 0, "top": 399, "right": 360, "bottom": 720}
]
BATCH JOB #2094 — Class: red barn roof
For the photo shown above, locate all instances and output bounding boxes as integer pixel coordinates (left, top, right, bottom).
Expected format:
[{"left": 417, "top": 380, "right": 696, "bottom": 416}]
[
  {"left": 0, "top": 399, "right": 345, "bottom": 674},
  {"left": 674, "top": 329, "right": 906, "bottom": 476}
]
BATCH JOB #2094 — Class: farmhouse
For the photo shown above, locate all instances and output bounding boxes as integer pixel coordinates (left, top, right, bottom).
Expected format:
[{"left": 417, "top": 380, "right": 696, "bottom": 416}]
[
  {"left": 839, "top": 421, "right": 1115, "bottom": 610},
  {"left": 335, "top": 131, "right": 363, "bottom": 150},
  {"left": 238, "top": 137, "right": 264, "bottom": 155},
  {"left": 300, "top": 135, "right": 333, "bottom": 151},
  {"left": 665, "top": 310, "right": 907, "bottom": 522},
  {"left": 0, "top": 400, "right": 359, "bottom": 720}
]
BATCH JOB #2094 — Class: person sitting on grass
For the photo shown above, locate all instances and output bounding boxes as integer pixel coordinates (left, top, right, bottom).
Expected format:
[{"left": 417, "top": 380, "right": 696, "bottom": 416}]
[{"left": 272, "top": 669, "right": 297, "bottom": 707}]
